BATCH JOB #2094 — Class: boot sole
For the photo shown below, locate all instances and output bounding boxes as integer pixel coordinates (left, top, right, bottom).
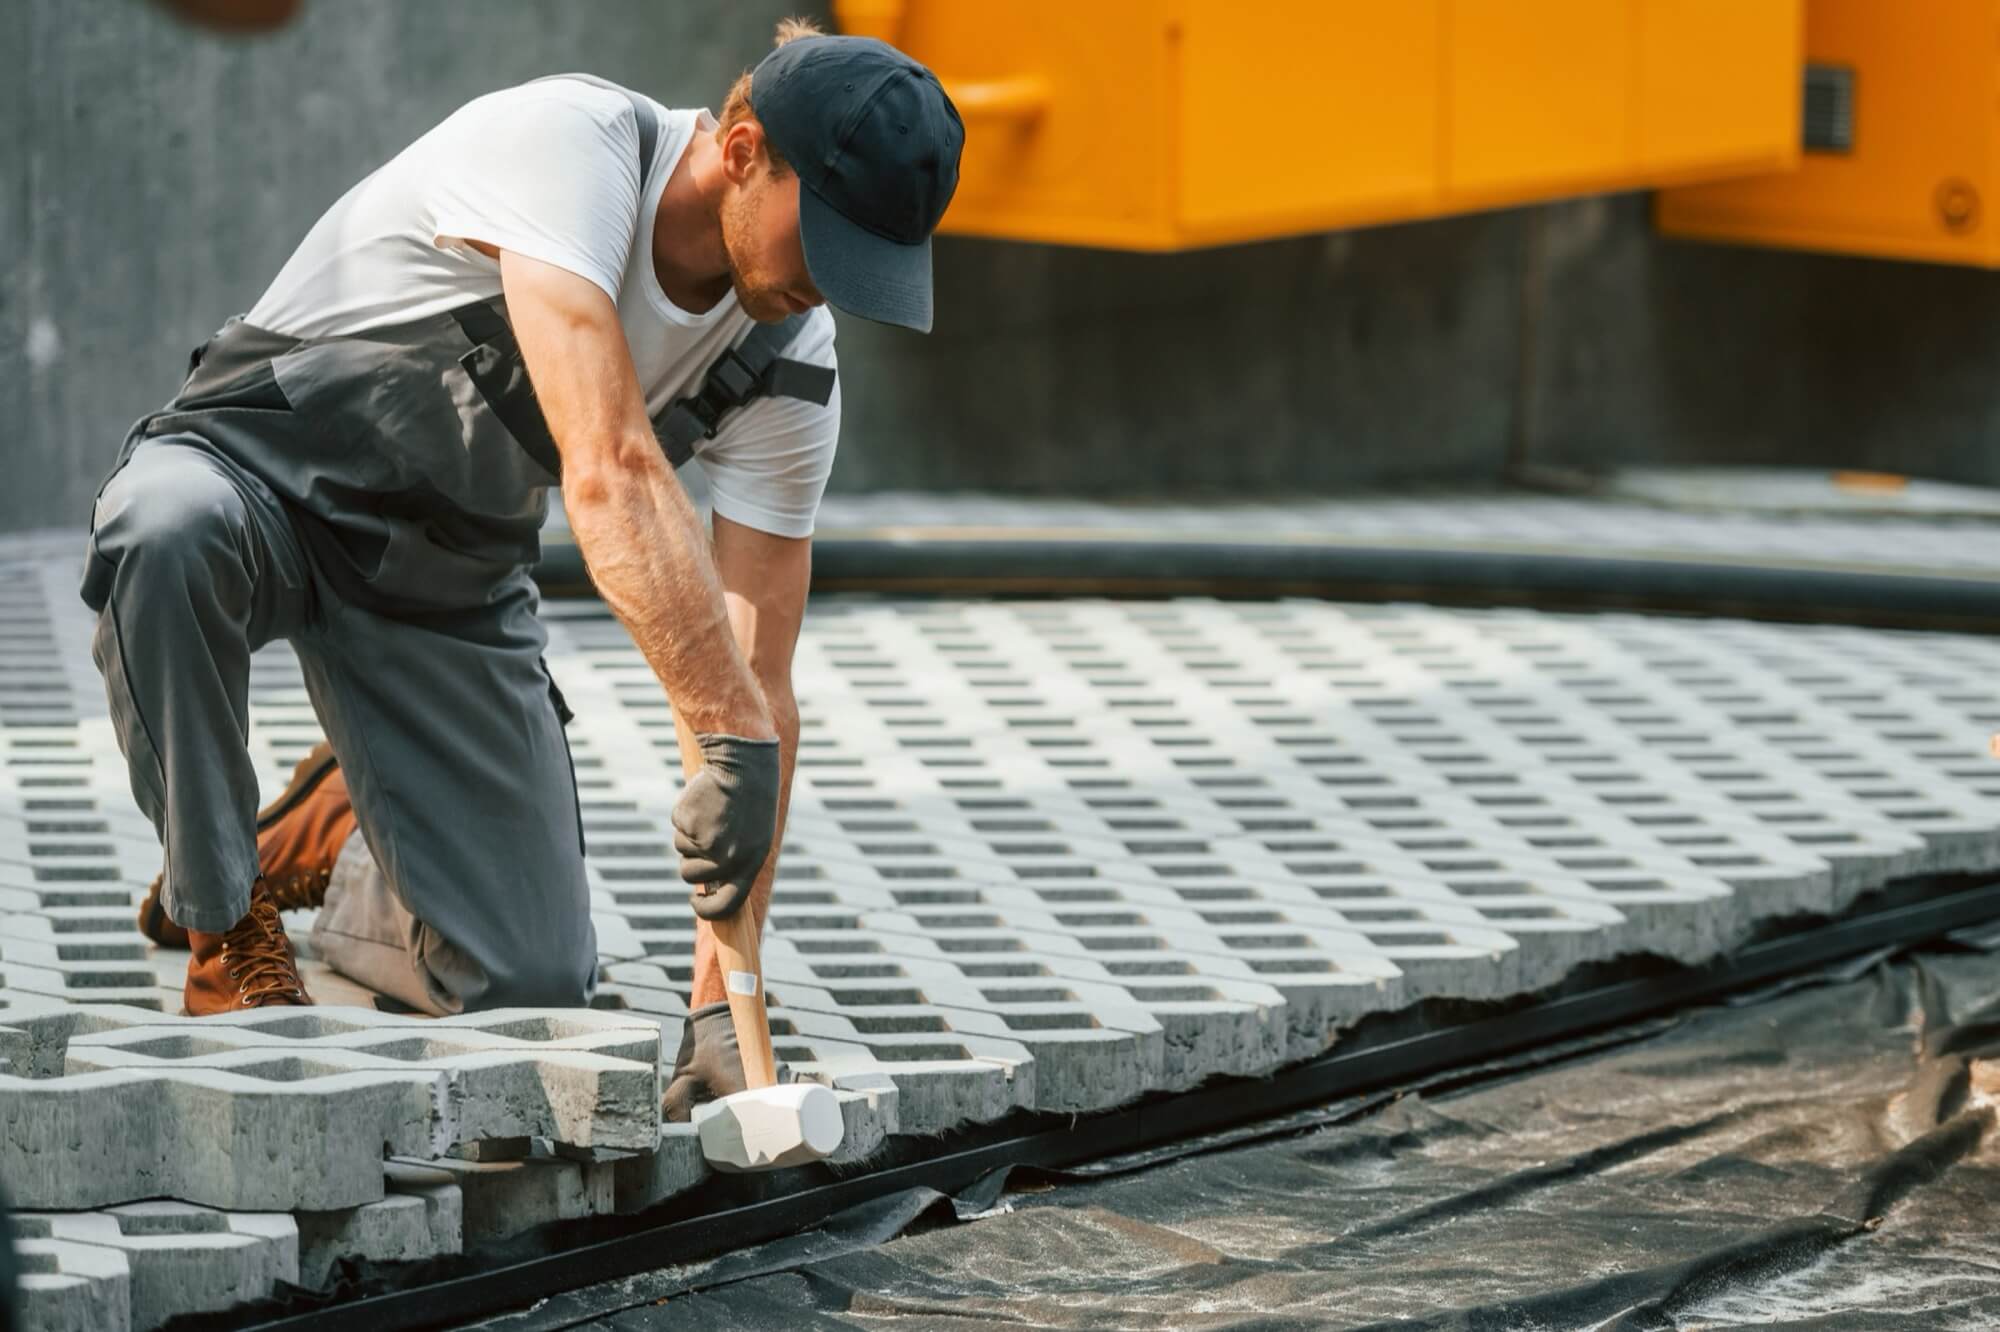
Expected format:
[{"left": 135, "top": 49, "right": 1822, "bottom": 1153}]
[{"left": 178, "top": 999, "right": 313, "bottom": 1016}]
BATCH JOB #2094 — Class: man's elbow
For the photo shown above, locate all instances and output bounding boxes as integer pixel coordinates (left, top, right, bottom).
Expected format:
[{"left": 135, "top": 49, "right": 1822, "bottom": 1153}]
[{"left": 561, "top": 432, "right": 667, "bottom": 512}]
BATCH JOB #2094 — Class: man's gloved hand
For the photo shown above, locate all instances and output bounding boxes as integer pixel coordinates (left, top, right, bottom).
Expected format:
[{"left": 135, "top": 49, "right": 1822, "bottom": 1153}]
[
  {"left": 673, "top": 731, "right": 781, "bottom": 920},
  {"left": 662, "top": 1000, "right": 792, "bottom": 1122}
]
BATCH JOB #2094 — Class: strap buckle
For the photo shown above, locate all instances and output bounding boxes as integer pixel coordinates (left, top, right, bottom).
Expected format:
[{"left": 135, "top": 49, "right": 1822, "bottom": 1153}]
[{"left": 684, "top": 347, "right": 765, "bottom": 439}]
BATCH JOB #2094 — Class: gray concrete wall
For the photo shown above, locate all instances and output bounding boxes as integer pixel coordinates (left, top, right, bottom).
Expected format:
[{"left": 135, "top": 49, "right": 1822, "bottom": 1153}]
[
  {"left": 1530, "top": 193, "right": 2000, "bottom": 486},
  {"left": 3, "top": 0, "right": 804, "bottom": 532},
  {"left": 842, "top": 215, "right": 1528, "bottom": 498},
  {"left": 8, "top": 0, "right": 2000, "bottom": 535},
  {"left": 887, "top": 193, "right": 2000, "bottom": 500}
]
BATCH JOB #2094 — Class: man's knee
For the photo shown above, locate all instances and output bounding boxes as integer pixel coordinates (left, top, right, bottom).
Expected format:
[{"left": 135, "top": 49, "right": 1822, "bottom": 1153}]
[
  {"left": 441, "top": 894, "right": 598, "bottom": 1011},
  {"left": 92, "top": 445, "right": 248, "bottom": 576},
  {"left": 479, "top": 944, "right": 598, "bottom": 1010}
]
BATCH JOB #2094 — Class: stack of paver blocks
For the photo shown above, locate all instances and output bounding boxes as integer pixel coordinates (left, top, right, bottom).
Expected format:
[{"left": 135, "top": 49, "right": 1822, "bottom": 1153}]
[
  {"left": 4, "top": 549, "right": 2000, "bottom": 1328},
  {"left": 2, "top": 1001, "right": 672, "bottom": 1329}
]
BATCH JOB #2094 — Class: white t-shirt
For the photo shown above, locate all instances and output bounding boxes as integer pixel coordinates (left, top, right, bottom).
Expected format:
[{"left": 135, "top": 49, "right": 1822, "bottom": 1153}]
[{"left": 247, "top": 76, "right": 840, "bottom": 539}]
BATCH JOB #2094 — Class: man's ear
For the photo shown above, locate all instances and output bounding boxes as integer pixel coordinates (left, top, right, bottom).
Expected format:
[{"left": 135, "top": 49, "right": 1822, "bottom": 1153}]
[{"left": 720, "top": 121, "right": 767, "bottom": 186}]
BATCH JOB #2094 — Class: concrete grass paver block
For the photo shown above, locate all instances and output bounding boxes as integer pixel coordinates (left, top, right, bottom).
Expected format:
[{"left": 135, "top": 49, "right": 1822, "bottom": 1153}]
[
  {"left": 768, "top": 971, "right": 1159, "bottom": 1113},
  {"left": 61, "top": 1007, "right": 663, "bottom": 1151},
  {"left": 825, "top": 1071, "right": 899, "bottom": 1161},
  {"left": 295, "top": 1160, "right": 465, "bottom": 1290},
  {"left": 774, "top": 950, "right": 1294, "bottom": 1079},
  {"left": 610, "top": 1124, "right": 709, "bottom": 1215},
  {"left": 14, "top": 1237, "right": 131, "bottom": 1332},
  {"left": 0, "top": 953, "right": 178, "bottom": 1011},
  {"left": 65, "top": 1041, "right": 656, "bottom": 1153},
  {"left": 0, "top": 1064, "right": 449, "bottom": 1209},
  {"left": 16, "top": 1202, "right": 296, "bottom": 1330},
  {"left": 396, "top": 1153, "right": 614, "bottom": 1245},
  {"left": 772, "top": 1007, "right": 1032, "bottom": 1132}
]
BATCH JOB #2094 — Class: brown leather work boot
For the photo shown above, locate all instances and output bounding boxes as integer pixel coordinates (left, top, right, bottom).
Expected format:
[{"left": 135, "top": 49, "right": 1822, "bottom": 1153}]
[
  {"left": 259, "top": 758, "right": 355, "bottom": 913},
  {"left": 137, "top": 741, "right": 346, "bottom": 949},
  {"left": 183, "top": 880, "right": 312, "bottom": 1013}
]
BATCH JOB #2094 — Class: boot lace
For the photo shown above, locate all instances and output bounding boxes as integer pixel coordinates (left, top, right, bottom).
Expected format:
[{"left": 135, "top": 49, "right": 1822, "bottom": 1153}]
[
  {"left": 222, "top": 892, "right": 308, "bottom": 1005},
  {"left": 265, "top": 864, "right": 333, "bottom": 913}
]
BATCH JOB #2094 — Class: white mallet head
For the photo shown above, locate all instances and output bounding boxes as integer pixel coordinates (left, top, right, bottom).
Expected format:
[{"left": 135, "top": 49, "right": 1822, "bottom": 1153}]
[{"left": 693, "top": 1081, "right": 844, "bottom": 1172}]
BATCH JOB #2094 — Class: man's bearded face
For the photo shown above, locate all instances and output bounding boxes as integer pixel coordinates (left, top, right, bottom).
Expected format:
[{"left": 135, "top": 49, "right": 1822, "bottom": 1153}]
[{"left": 720, "top": 161, "right": 822, "bottom": 324}]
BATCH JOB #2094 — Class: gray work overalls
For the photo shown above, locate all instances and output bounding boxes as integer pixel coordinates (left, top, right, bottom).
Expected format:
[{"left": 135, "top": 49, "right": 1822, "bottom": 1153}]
[{"left": 79, "top": 77, "right": 833, "bottom": 1014}]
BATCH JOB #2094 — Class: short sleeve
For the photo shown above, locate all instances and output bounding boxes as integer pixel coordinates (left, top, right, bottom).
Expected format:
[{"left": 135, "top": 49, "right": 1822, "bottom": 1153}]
[
  {"left": 697, "top": 310, "right": 841, "bottom": 539},
  {"left": 429, "top": 84, "right": 643, "bottom": 305}
]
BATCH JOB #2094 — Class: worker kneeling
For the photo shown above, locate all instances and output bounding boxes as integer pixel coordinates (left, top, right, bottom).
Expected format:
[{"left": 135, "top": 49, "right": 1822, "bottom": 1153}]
[{"left": 79, "top": 19, "right": 961, "bottom": 1148}]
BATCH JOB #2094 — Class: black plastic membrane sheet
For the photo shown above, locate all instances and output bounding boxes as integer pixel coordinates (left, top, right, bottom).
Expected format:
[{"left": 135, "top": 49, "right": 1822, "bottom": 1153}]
[{"left": 479, "top": 926, "right": 2000, "bottom": 1331}]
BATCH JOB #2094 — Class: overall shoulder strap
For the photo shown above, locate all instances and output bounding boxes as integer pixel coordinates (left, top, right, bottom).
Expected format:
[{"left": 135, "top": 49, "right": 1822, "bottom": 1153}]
[
  {"left": 653, "top": 316, "right": 838, "bottom": 467},
  {"left": 526, "top": 72, "right": 662, "bottom": 181},
  {"left": 518, "top": 76, "right": 836, "bottom": 467}
]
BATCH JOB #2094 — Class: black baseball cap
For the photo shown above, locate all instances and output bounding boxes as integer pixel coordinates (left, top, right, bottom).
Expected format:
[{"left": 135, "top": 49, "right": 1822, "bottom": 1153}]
[{"left": 750, "top": 35, "right": 964, "bottom": 333}]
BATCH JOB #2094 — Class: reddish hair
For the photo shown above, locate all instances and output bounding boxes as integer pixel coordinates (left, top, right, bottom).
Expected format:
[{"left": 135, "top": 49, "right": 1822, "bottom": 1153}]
[{"left": 716, "top": 17, "right": 824, "bottom": 176}]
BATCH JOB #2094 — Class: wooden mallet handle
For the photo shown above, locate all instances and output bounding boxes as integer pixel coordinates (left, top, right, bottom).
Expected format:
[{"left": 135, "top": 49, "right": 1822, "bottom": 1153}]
[{"left": 675, "top": 722, "right": 778, "bottom": 1091}]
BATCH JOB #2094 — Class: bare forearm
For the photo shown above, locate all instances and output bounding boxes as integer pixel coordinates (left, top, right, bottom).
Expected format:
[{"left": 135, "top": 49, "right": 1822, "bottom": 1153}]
[
  {"left": 498, "top": 247, "right": 767, "bottom": 733},
  {"left": 565, "top": 451, "right": 772, "bottom": 736}
]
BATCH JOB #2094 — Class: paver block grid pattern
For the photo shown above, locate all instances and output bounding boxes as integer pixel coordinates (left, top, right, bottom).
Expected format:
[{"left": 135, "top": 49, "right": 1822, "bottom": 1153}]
[{"left": 2, "top": 546, "right": 1999, "bottom": 1328}]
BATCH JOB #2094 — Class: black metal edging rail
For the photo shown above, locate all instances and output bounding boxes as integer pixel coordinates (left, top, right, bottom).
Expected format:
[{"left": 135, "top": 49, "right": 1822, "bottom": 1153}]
[
  {"left": 534, "top": 536, "right": 2000, "bottom": 632},
  {"left": 245, "top": 876, "right": 2000, "bottom": 1332}
]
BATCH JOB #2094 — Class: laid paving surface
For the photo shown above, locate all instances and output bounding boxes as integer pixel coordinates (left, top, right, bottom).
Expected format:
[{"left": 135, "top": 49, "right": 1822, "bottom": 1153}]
[{"left": 4, "top": 535, "right": 2000, "bottom": 1328}]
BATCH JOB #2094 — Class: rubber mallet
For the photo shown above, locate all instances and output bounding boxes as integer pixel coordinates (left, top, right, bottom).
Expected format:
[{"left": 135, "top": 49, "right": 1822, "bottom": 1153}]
[{"left": 674, "top": 722, "right": 843, "bottom": 1171}]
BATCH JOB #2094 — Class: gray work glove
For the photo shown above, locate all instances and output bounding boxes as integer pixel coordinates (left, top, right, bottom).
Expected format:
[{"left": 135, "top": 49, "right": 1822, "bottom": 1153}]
[
  {"left": 661, "top": 1000, "right": 792, "bottom": 1122},
  {"left": 673, "top": 731, "right": 781, "bottom": 920}
]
